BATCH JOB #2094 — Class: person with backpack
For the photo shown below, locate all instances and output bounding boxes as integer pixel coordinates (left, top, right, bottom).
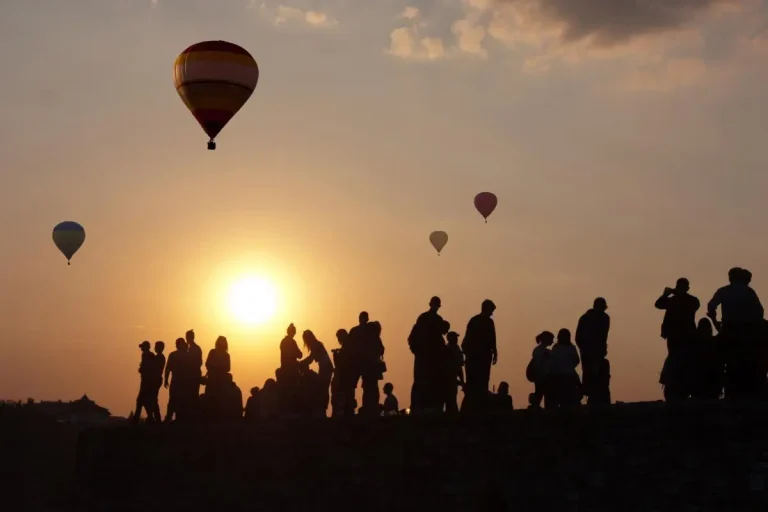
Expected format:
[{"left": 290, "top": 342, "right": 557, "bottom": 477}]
[{"left": 526, "top": 331, "right": 553, "bottom": 409}]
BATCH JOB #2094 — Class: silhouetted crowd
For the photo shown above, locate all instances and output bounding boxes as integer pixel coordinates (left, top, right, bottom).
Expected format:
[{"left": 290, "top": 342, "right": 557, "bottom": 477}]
[{"left": 130, "top": 267, "right": 768, "bottom": 423}]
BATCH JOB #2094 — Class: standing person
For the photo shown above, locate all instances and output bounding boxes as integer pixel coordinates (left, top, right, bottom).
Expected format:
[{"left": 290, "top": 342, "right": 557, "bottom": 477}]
[
  {"left": 331, "top": 328, "right": 355, "bottom": 417},
  {"left": 575, "top": 298, "right": 610, "bottom": 406},
  {"left": 461, "top": 299, "right": 497, "bottom": 412},
  {"left": 279, "top": 324, "right": 303, "bottom": 381},
  {"left": 350, "top": 312, "right": 386, "bottom": 416},
  {"left": 654, "top": 278, "right": 700, "bottom": 401},
  {"left": 205, "top": 336, "right": 231, "bottom": 400},
  {"left": 707, "top": 267, "right": 765, "bottom": 400},
  {"left": 527, "top": 331, "right": 553, "bottom": 409},
  {"left": 164, "top": 338, "right": 188, "bottom": 423},
  {"left": 444, "top": 331, "right": 465, "bottom": 415},
  {"left": 132, "top": 341, "right": 157, "bottom": 424},
  {"left": 688, "top": 318, "right": 724, "bottom": 400},
  {"left": 184, "top": 329, "right": 203, "bottom": 418},
  {"left": 407, "top": 297, "right": 444, "bottom": 414},
  {"left": 149, "top": 341, "right": 166, "bottom": 423},
  {"left": 300, "top": 329, "right": 334, "bottom": 416},
  {"left": 549, "top": 329, "right": 581, "bottom": 408}
]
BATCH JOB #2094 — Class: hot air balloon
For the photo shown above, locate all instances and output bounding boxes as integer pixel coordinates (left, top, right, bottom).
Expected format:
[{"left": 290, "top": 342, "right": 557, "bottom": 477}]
[
  {"left": 474, "top": 192, "right": 498, "bottom": 223},
  {"left": 173, "top": 40, "right": 260, "bottom": 150},
  {"left": 52, "top": 221, "right": 85, "bottom": 265},
  {"left": 429, "top": 231, "right": 448, "bottom": 255}
]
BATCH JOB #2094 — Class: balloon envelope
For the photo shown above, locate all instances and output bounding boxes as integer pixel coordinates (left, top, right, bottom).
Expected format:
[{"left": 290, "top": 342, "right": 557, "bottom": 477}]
[
  {"left": 53, "top": 221, "right": 85, "bottom": 264},
  {"left": 173, "top": 40, "right": 259, "bottom": 145},
  {"left": 429, "top": 231, "right": 448, "bottom": 255},
  {"left": 474, "top": 192, "right": 498, "bottom": 222}
]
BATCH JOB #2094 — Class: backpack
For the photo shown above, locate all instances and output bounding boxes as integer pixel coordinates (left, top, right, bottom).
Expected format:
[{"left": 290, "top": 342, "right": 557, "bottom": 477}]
[{"left": 525, "top": 358, "right": 537, "bottom": 383}]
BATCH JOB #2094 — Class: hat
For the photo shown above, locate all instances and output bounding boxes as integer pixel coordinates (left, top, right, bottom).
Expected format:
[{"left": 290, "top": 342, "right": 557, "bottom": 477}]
[{"left": 139, "top": 341, "right": 151, "bottom": 349}]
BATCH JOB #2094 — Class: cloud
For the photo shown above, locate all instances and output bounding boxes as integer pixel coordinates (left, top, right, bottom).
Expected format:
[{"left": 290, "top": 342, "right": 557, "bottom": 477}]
[
  {"left": 400, "top": 6, "right": 420, "bottom": 20},
  {"left": 491, "top": 0, "right": 740, "bottom": 48},
  {"left": 259, "top": 2, "right": 338, "bottom": 28},
  {"left": 387, "top": 26, "right": 445, "bottom": 60},
  {"left": 452, "top": 19, "right": 488, "bottom": 58},
  {"left": 622, "top": 58, "right": 708, "bottom": 91}
]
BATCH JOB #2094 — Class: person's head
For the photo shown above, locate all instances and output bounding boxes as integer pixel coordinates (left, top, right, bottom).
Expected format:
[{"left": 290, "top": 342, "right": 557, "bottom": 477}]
[
  {"left": 697, "top": 318, "right": 713, "bottom": 337},
  {"left": 742, "top": 268, "right": 753, "bottom": 284},
  {"left": 185, "top": 329, "right": 195, "bottom": 344},
  {"left": 215, "top": 336, "right": 228, "bottom": 352},
  {"left": 557, "top": 328, "right": 572, "bottom": 345},
  {"left": 359, "top": 311, "right": 369, "bottom": 325},
  {"left": 383, "top": 382, "right": 394, "bottom": 395},
  {"left": 224, "top": 372, "right": 234, "bottom": 384},
  {"left": 447, "top": 331, "right": 459, "bottom": 345},
  {"left": 302, "top": 329, "right": 318, "bottom": 350},
  {"left": 675, "top": 278, "right": 690, "bottom": 294},
  {"left": 536, "top": 331, "right": 554, "bottom": 347},
  {"left": 154, "top": 341, "right": 165, "bottom": 354},
  {"left": 728, "top": 267, "right": 745, "bottom": 284},
  {"left": 481, "top": 299, "right": 496, "bottom": 317},
  {"left": 441, "top": 320, "right": 451, "bottom": 335},
  {"left": 370, "top": 321, "right": 382, "bottom": 337},
  {"left": 139, "top": 340, "right": 151, "bottom": 352},
  {"left": 498, "top": 382, "right": 509, "bottom": 396},
  {"left": 264, "top": 378, "right": 276, "bottom": 389},
  {"left": 175, "top": 338, "right": 187, "bottom": 351},
  {"left": 593, "top": 297, "right": 608, "bottom": 313},
  {"left": 336, "top": 328, "right": 349, "bottom": 346},
  {"left": 429, "top": 296, "right": 441, "bottom": 311},
  {"left": 287, "top": 323, "right": 296, "bottom": 338},
  {"left": 250, "top": 386, "right": 260, "bottom": 396}
]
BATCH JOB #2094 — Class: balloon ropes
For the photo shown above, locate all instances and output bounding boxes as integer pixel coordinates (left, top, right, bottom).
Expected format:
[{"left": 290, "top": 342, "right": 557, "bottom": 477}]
[
  {"left": 429, "top": 231, "right": 448, "bottom": 256},
  {"left": 173, "top": 40, "right": 260, "bottom": 150},
  {"left": 474, "top": 192, "right": 498, "bottom": 223},
  {"left": 53, "top": 221, "right": 85, "bottom": 265}
]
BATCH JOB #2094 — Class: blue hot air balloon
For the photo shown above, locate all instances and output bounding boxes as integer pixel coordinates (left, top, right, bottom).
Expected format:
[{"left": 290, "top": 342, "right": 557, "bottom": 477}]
[{"left": 52, "top": 221, "right": 85, "bottom": 265}]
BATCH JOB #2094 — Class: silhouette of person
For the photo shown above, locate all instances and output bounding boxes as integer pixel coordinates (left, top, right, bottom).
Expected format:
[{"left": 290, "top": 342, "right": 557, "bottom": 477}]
[
  {"left": 408, "top": 297, "right": 444, "bottom": 414},
  {"left": 224, "top": 373, "right": 243, "bottom": 421},
  {"left": 331, "top": 328, "right": 355, "bottom": 417},
  {"left": 349, "top": 312, "right": 386, "bottom": 417},
  {"left": 184, "top": 329, "right": 203, "bottom": 418},
  {"left": 549, "top": 329, "right": 581, "bottom": 408},
  {"left": 149, "top": 341, "right": 166, "bottom": 423},
  {"left": 707, "top": 267, "right": 765, "bottom": 400},
  {"left": 244, "top": 386, "right": 261, "bottom": 422},
  {"left": 300, "top": 329, "right": 334, "bottom": 416},
  {"left": 575, "top": 298, "right": 610, "bottom": 406},
  {"left": 688, "top": 318, "right": 723, "bottom": 400},
  {"left": 279, "top": 323, "right": 303, "bottom": 382},
  {"left": 132, "top": 341, "right": 157, "bottom": 424},
  {"left": 164, "top": 338, "right": 188, "bottom": 423},
  {"left": 655, "top": 278, "right": 699, "bottom": 401},
  {"left": 461, "top": 299, "right": 497, "bottom": 412},
  {"left": 493, "top": 382, "right": 513, "bottom": 412},
  {"left": 527, "top": 331, "right": 553, "bottom": 409},
  {"left": 382, "top": 382, "right": 399, "bottom": 416},
  {"left": 205, "top": 335, "right": 231, "bottom": 398},
  {"left": 444, "top": 331, "right": 465, "bottom": 415},
  {"left": 260, "top": 378, "right": 279, "bottom": 419}
]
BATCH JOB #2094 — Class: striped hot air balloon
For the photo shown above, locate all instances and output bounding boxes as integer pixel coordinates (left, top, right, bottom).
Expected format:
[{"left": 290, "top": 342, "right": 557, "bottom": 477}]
[
  {"left": 52, "top": 221, "right": 85, "bottom": 265},
  {"left": 173, "top": 40, "right": 260, "bottom": 150}
]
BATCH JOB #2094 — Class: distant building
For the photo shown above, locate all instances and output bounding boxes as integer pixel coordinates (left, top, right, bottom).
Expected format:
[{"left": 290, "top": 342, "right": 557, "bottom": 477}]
[{"left": 29, "top": 394, "right": 112, "bottom": 426}]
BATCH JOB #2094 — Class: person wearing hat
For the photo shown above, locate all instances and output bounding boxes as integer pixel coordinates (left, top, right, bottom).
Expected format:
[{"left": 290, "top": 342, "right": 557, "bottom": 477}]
[
  {"left": 576, "top": 297, "right": 611, "bottom": 406},
  {"left": 132, "top": 341, "right": 158, "bottom": 424},
  {"left": 461, "top": 299, "right": 498, "bottom": 411}
]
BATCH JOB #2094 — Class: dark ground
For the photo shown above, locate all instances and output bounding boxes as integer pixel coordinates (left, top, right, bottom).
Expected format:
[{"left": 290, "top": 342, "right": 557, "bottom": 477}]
[{"left": 4, "top": 401, "right": 768, "bottom": 511}]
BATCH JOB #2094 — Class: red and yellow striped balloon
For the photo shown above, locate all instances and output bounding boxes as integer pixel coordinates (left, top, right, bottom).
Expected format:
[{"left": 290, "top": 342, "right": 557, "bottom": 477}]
[{"left": 173, "top": 40, "right": 259, "bottom": 150}]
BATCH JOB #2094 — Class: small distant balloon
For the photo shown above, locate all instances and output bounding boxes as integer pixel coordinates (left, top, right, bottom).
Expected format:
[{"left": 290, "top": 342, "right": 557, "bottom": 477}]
[
  {"left": 474, "top": 192, "right": 498, "bottom": 223},
  {"left": 173, "top": 40, "right": 260, "bottom": 150},
  {"left": 429, "top": 231, "right": 448, "bottom": 255},
  {"left": 52, "top": 221, "right": 85, "bottom": 265}
]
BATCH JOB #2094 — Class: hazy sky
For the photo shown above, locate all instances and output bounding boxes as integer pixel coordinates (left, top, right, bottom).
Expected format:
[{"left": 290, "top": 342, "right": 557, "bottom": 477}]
[{"left": 2, "top": 0, "right": 768, "bottom": 415}]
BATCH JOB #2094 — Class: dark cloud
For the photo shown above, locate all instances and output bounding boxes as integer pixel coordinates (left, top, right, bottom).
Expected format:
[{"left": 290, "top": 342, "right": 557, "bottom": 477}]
[{"left": 495, "top": 0, "right": 737, "bottom": 47}]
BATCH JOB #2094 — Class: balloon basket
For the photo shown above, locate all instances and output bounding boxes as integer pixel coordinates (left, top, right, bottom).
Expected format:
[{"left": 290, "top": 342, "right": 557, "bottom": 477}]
[
  {"left": 67, "top": 262, "right": 71, "bottom": 266},
  {"left": 207, "top": 140, "right": 216, "bottom": 150}
]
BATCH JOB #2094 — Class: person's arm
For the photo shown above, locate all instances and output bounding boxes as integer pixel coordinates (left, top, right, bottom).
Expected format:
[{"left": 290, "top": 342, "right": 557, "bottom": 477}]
[
  {"left": 224, "top": 353, "right": 231, "bottom": 373},
  {"left": 751, "top": 289, "right": 764, "bottom": 319},
  {"left": 692, "top": 296, "right": 701, "bottom": 314},
  {"left": 654, "top": 289, "right": 673, "bottom": 310},
  {"left": 572, "top": 346, "right": 581, "bottom": 367},
  {"left": 575, "top": 314, "right": 585, "bottom": 349},
  {"left": 707, "top": 289, "right": 722, "bottom": 320},
  {"left": 461, "top": 318, "right": 474, "bottom": 352},
  {"left": 164, "top": 355, "right": 173, "bottom": 387},
  {"left": 205, "top": 350, "right": 212, "bottom": 372},
  {"left": 491, "top": 320, "right": 498, "bottom": 364}
]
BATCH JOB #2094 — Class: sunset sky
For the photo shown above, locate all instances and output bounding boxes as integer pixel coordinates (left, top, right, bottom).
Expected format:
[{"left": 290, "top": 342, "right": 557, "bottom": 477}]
[{"left": 2, "top": 0, "right": 768, "bottom": 416}]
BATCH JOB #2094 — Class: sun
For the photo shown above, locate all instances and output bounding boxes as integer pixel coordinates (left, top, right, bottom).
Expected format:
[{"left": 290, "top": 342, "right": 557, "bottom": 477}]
[{"left": 226, "top": 275, "right": 278, "bottom": 326}]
